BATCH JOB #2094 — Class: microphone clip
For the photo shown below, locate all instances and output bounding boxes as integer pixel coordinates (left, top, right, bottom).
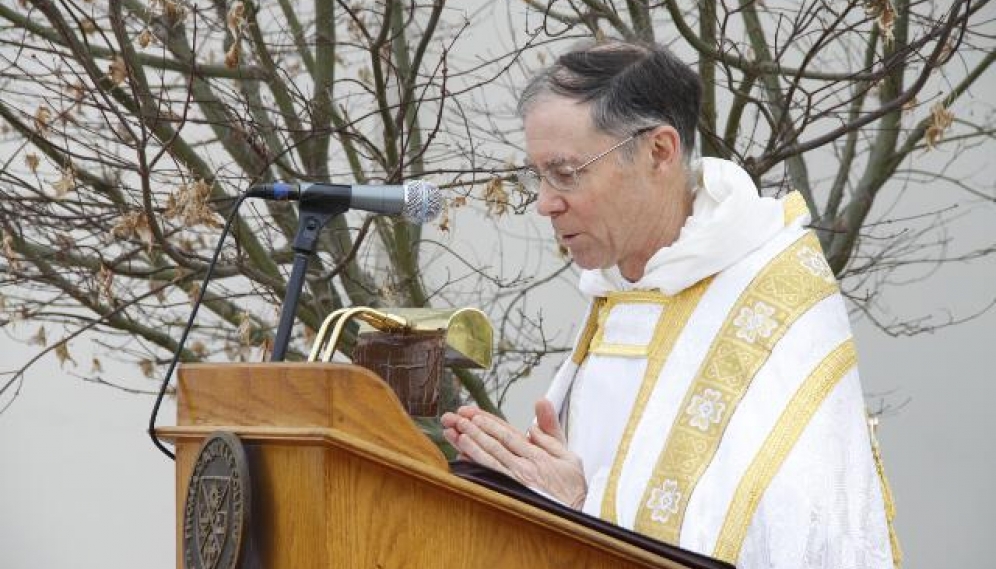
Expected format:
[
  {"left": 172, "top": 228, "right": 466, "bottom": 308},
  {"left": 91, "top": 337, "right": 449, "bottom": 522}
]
[{"left": 292, "top": 200, "right": 344, "bottom": 253}]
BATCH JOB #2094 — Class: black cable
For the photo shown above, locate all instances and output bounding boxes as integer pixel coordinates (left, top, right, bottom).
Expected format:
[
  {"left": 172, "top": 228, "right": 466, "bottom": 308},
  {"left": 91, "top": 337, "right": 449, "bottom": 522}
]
[{"left": 148, "top": 192, "right": 249, "bottom": 460}]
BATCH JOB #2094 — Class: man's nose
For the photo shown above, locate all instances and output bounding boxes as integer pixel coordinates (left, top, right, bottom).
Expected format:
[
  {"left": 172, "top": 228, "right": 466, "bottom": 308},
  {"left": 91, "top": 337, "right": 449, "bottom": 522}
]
[{"left": 535, "top": 182, "right": 567, "bottom": 217}]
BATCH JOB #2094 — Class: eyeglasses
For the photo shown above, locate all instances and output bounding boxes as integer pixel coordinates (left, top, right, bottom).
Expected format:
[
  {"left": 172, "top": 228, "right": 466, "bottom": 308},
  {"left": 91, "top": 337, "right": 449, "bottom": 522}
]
[{"left": 517, "top": 127, "right": 655, "bottom": 193}]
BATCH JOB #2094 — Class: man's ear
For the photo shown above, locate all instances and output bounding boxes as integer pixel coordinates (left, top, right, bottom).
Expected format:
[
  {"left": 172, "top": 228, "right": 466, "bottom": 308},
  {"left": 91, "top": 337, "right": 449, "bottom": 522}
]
[{"left": 648, "top": 126, "right": 682, "bottom": 171}]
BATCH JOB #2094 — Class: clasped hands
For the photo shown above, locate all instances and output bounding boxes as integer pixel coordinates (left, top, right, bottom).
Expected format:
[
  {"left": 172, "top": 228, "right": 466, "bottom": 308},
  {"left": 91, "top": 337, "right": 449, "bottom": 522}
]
[{"left": 441, "top": 399, "right": 587, "bottom": 509}]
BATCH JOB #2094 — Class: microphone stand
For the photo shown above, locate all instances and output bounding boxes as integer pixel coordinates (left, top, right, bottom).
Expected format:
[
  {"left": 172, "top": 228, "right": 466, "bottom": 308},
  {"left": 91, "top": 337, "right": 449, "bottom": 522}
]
[{"left": 271, "top": 199, "right": 347, "bottom": 361}]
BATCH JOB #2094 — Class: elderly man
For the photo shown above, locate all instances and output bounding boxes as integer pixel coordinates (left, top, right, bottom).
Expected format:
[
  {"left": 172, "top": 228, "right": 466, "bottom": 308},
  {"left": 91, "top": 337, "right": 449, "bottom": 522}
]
[{"left": 442, "top": 40, "right": 899, "bottom": 569}]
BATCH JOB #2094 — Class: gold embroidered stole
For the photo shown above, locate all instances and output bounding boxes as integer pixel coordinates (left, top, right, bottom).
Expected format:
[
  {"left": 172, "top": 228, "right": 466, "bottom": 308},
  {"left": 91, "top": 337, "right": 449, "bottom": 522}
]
[
  {"left": 630, "top": 230, "right": 839, "bottom": 543},
  {"left": 711, "top": 339, "right": 857, "bottom": 561}
]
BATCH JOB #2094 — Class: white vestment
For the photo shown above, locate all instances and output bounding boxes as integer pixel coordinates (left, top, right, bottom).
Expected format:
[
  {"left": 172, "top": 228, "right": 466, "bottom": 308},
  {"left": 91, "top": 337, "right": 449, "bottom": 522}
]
[{"left": 545, "top": 158, "right": 899, "bottom": 569}]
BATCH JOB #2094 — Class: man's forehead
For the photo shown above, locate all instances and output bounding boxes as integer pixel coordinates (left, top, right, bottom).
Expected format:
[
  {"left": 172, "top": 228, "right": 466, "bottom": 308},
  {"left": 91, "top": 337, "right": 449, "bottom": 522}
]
[
  {"left": 523, "top": 96, "right": 594, "bottom": 134},
  {"left": 523, "top": 101, "right": 599, "bottom": 166}
]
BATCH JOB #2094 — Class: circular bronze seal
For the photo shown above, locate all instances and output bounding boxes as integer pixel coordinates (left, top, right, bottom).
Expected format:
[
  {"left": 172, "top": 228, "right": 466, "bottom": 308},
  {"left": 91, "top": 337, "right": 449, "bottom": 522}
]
[{"left": 182, "top": 431, "right": 251, "bottom": 569}]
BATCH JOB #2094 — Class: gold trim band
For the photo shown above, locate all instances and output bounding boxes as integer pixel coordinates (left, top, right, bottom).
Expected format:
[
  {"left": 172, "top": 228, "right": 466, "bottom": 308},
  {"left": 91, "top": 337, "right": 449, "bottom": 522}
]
[
  {"left": 588, "top": 293, "right": 670, "bottom": 356},
  {"left": 712, "top": 339, "right": 857, "bottom": 562},
  {"left": 782, "top": 191, "right": 809, "bottom": 226},
  {"left": 571, "top": 298, "right": 607, "bottom": 366},
  {"left": 590, "top": 343, "right": 652, "bottom": 358}
]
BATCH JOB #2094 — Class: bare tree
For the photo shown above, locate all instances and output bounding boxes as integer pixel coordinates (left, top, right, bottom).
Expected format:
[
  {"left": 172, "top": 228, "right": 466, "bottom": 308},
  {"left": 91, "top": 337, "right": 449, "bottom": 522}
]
[
  {"left": 0, "top": 0, "right": 993, "bottom": 417},
  {"left": 0, "top": 0, "right": 552, "bottom": 416}
]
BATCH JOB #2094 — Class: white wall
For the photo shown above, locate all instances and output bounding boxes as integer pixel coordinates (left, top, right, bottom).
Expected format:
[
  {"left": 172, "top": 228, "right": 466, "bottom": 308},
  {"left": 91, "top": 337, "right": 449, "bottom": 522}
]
[{"left": 0, "top": 353, "right": 176, "bottom": 568}]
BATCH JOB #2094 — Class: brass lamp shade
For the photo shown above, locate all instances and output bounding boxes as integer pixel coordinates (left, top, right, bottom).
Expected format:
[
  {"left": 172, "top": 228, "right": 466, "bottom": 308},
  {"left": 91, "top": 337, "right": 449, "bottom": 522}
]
[{"left": 308, "top": 306, "right": 493, "bottom": 370}]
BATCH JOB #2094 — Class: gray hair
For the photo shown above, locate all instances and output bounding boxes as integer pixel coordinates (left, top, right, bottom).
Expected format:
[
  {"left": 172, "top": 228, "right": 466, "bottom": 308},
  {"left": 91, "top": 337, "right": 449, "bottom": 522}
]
[{"left": 518, "top": 39, "right": 701, "bottom": 161}]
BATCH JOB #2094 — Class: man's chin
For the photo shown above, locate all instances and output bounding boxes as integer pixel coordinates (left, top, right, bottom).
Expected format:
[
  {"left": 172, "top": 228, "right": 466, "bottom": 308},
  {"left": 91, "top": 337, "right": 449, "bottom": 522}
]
[{"left": 568, "top": 253, "right": 608, "bottom": 271}]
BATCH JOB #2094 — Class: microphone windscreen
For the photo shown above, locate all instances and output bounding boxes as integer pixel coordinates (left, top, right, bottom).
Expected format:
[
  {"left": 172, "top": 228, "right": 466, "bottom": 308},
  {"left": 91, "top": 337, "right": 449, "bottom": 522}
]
[{"left": 402, "top": 180, "right": 444, "bottom": 224}]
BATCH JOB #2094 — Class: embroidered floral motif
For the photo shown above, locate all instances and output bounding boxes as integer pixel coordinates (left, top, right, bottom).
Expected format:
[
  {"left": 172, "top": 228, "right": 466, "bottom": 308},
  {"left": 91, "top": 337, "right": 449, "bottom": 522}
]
[
  {"left": 646, "top": 479, "right": 682, "bottom": 524},
  {"left": 797, "top": 246, "right": 836, "bottom": 282},
  {"left": 685, "top": 388, "right": 726, "bottom": 432},
  {"left": 733, "top": 301, "right": 778, "bottom": 343}
]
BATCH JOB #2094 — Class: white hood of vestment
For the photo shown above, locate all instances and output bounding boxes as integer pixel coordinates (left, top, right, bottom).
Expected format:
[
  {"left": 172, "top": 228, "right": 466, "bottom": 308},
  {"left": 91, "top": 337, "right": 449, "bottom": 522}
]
[{"left": 578, "top": 157, "right": 786, "bottom": 296}]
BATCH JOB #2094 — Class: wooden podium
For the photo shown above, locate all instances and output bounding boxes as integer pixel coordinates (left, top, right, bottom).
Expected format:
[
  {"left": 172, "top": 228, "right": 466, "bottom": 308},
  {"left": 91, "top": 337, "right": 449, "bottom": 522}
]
[{"left": 157, "top": 363, "right": 725, "bottom": 569}]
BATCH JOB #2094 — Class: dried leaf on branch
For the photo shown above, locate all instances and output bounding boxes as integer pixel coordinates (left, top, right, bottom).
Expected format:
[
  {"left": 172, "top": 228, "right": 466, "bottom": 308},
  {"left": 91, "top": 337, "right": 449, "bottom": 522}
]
[
  {"left": 55, "top": 341, "right": 77, "bottom": 368},
  {"left": 227, "top": 2, "right": 246, "bottom": 37},
  {"left": 138, "top": 358, "right": 155, "bottom": 378},
  {"left": 153, "top": 0, "right": 186, "bottom": 25},
  {"left": 34, "top": 105, "right": 51, "bottom": 135},
  {"left": 107, "top": 56, "right": 128, "bottom": 86},
  {"left": 483, "top": 178, "right": 509, "bottom": 217},
  {"left": 184, "top": 281, "right": 204, "bottom": 306},
  {"left": 24, "top": 153, "right": 40, "bottom": 173},
  {"left": 111, "top": 211, "right": 154, "bottom": 250},
  {"left": 67, "top": 81, "right": 86, "bottom": 111},
  {"left": 436, "top": 202, "right": 450, "bottom": 232},
  {"left": 136, "top": 28, "right": 154, "bottom": 49},
  {"left": 925, "top": 102, "right": 955, "bottom": 150},
  {"left": 865, "top": 0, "right": 896, "bottom": 43},
  {"left": 50, "top": 166, "right": 77, "bottom": 199},
  {"left": 224, "top": 41, "right": 241, "bottom": 69},
  {"left": 30, "top": 326, "right": 47, "bottom": 347},
  {"left": 2, "top": 233, "right": 22, "bottom": 272},
  {"left": 54, "top": 233, "right": 74, "bottom": 251},
  {"left": 164, "top": 180, "right": 221, "bottom": 228},
  {"left": 98, "top": 263, "right": 115, "bottom": 303}
]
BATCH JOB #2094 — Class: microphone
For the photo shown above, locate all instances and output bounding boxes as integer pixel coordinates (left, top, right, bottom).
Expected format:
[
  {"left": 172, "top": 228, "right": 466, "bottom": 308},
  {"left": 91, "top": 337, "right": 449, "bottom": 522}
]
[{"left": 247, "top": 179, "right": 443, "bottom": 224}]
